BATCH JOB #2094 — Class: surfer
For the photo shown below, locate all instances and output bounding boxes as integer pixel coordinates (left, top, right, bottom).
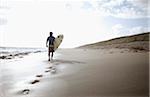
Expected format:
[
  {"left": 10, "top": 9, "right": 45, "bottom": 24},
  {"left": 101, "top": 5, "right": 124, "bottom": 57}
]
[{"left": 46, "top": 32, "right": 55, "bottom": 61}]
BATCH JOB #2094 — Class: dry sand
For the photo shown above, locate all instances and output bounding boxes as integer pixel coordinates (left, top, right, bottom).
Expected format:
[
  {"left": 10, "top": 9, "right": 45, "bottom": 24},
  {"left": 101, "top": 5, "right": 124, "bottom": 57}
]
[{"left": 0, "top": 48, "right": 149, "bottom": 97}]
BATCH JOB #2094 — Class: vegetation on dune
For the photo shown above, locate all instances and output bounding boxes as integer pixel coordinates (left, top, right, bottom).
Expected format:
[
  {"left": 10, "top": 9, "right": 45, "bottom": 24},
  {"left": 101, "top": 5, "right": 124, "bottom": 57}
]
[{"left": 79, "top": 32, "right": 149, "bottom": 51}]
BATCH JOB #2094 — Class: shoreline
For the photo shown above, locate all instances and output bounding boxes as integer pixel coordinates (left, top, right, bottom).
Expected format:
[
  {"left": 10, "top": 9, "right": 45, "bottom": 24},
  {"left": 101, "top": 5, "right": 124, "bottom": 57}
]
[{"left": 0, "top": 47, "right": 46, "bottom": 60}]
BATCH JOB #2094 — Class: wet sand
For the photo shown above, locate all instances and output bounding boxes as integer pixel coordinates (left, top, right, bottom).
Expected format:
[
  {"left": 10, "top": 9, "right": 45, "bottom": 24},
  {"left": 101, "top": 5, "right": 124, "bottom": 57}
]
[{"left": 0, "top": 48, "right": 149, "bottom": 97}]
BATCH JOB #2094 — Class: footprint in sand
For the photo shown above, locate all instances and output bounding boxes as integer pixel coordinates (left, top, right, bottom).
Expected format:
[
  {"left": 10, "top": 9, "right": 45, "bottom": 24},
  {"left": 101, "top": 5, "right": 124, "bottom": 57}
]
[
  {"left": 51, "top": 66, "right": 57, "bottom": 73},
  {"left": 22, "top": 89, "right": 30, "bottom": 95},
  {"left": 47, "top": 66, "right": 53, "bottom": 69},
  {"left": 45, "top": 67, "right": 57, "bottom": 74},
  {"left": 30, "top": 79, "right": 40, "bottom": 84},
  {"left": 36, "top": 74, "right": 43, "bottom": 77},
  {"left": 45, "top": 70, "right": 51, "bottom": 73}
]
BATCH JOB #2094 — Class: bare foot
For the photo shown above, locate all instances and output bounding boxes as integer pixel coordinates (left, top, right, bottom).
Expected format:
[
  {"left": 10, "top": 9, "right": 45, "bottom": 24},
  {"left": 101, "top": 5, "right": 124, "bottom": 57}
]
[
  {"left": 30, "top": 79, "right": 40, "bottom": 84},
  {"left": 48, "top": 58, "right": 50, "bottom": 61}
]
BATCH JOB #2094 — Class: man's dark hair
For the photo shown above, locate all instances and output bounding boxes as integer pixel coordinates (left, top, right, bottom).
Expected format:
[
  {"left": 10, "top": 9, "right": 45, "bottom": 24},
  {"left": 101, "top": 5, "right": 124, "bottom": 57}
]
[{"left": 50, "top": 32, "right": 53, "bottom": 36}]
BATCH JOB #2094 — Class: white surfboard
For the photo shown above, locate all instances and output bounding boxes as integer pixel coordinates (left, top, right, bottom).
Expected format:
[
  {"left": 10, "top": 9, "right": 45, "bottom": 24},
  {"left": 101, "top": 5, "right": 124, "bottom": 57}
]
[{"left": 54, "top": 34, "right": 63, "bottom": 51}]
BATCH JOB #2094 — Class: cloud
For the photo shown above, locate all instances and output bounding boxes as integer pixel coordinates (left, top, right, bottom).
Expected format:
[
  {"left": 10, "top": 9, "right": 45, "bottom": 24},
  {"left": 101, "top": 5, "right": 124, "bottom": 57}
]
[
  {"left": 99, "top": 0, "right": 149, "bottom": 18},
  {"left": 81, "top": 1, "right": 94, "bottom": 10},
  {"left": 112, "top": 24, "right": 149, "bottom": 37},
  {"left": 78, "top": 0, "right": 149, "bottom": 19},
  {"left": 112, "top": 24, "right": 124, "bottom": 33}
]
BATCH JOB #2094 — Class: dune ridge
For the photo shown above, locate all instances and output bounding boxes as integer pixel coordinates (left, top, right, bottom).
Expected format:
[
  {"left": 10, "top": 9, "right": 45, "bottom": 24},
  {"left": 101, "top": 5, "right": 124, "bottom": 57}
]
[{"left": 79, "top": 32, "right": 149, "bottom": 51}]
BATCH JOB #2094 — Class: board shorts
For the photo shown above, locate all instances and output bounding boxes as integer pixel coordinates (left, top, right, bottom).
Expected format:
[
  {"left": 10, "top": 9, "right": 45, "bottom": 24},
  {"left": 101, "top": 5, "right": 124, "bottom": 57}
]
[{"left": 49, "top": 45, "right": 54, "bottom": 52}]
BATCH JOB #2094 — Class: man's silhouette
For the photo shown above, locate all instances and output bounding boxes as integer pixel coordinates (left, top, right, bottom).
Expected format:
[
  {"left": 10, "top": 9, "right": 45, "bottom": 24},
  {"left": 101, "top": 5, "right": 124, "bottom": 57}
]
[{"left": 46, "top": 32, "right": 55, "bottom": 61}]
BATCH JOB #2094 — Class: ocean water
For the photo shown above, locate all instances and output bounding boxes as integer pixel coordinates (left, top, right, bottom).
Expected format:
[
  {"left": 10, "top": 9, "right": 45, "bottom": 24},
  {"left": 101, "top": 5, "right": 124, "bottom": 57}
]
[
  {"left": 0, "top": 47, "right": 47, "bottom": 61},
  {"left": 0, "top": 47, "right": 46, "bottom": 54}
]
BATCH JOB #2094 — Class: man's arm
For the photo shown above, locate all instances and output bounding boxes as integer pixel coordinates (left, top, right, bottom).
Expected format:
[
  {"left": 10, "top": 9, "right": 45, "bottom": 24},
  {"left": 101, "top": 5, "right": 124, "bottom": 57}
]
[{"left": 46, "top": 37, "right": 49, "bottom": 47}]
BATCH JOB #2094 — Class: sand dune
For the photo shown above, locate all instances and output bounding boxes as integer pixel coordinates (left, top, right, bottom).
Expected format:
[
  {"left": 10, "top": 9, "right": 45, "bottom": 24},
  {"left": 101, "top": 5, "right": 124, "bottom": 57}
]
[{"left": 79, "top": 32, "right": 149, "bottom": 51}]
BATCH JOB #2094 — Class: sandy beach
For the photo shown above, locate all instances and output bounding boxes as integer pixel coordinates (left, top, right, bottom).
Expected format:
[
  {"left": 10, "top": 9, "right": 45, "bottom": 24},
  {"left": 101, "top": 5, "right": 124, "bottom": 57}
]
[{"left": 0, "top": 48, "right": 149, "bottom": 97}]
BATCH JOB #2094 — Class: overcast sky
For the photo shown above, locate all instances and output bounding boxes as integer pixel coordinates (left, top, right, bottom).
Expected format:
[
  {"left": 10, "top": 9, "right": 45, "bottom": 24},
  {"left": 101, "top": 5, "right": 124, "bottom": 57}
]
[{"left": 0, "top": 0, "right": 149, "bottom": 48}]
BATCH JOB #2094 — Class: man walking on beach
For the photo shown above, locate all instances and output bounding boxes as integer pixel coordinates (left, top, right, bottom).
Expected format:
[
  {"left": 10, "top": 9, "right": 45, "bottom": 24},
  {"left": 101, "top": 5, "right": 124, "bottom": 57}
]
[{"left": 46, "top": 32, "right": 55, "bottom": 61}]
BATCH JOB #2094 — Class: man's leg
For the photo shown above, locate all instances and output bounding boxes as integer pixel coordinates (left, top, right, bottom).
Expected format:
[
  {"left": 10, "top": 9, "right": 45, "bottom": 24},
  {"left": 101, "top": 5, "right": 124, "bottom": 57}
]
[
  {"left": 51, "top": 46, "right": 55, "bottom": 60},
  {"left": 48, "top": 48, "right": 50, "bottom": 61},
  {"left": 51, "top": 52, "right": 54, "bottom": 60}
]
